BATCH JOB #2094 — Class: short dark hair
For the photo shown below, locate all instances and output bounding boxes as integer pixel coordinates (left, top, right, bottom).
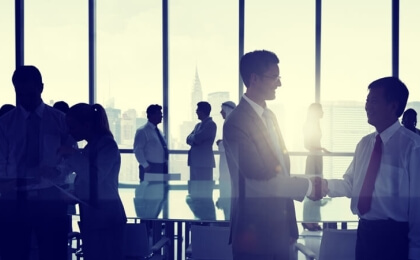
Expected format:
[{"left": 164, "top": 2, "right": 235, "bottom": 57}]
[
  {"left": 197, "top": 101, "right": 211, "bottom": 116},
  {"left": 240, "top": 50, "right": 279, "bottom": 87},
  {"left": 12, "top": 65, "right": 43, "bottom": 88},
  {"left": 53, "top": 101, "right": 70, "bottom": 114},
  {"left": 368, "top": 77, "right": 409, "bottom": 117},
  {"left": 146, "top": 104, "right": 162, "bottom": 119},
  {"left": 404, "top": 108, "right": 417, "bottom": 117},
  {"left": 0, "top": 104, "right": 15, "bottom": 117}
]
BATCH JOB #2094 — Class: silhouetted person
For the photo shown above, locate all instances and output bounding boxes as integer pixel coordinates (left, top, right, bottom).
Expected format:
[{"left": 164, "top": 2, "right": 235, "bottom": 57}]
[
  {"left": 0, "top": 65, "right": 74, "bottom": 260},
  {"left": 302, "top": 103, "right": 330, "bottom": 231},
  {"left": 133, "top": 104, "right": 168, "bottom": 182},
  {"left": 186, "top": 101, "right": 217, "bottom": 181},
  {"left": 402, "top": 108, "right": 420, "bottom": 135},
  {"left": 53, "top": 100, "right": 70, "bottom": 114},
  {"left": 0, "top": 104, "right": 15, "bottom": 117},
  {"left": 215, "top": 101, "right": 236, "bottom": 219},
  {"left": 58, "top": 103, "right": 127, "bottom": 260}
]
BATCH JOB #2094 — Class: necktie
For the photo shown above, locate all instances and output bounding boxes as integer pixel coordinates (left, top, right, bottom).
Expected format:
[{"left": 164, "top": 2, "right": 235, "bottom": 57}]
[
  {"left": 357, "top": 134, "right": 382, "bottom": 215},
  {"left": 25, "top": 112, "right": 40, "bottom": 173},
  {"left": 155, "top": 127, "right": 169, "bottom": 160},
  {"left": 262, "top": 109, "right": 286, "bottom": 170}
]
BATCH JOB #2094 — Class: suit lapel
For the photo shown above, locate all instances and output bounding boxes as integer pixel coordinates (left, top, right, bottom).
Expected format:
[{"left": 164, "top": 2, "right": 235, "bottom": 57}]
[{"left": 239, "top": 100, "right": 274, "bottom": 152}]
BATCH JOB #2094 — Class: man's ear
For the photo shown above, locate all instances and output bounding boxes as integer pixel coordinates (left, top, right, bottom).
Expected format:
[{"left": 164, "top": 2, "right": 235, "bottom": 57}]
[
  {"left": 249, "top": 73, "right": 259, "bottom": 85},
  {"left": 390, "top": 101, "right": 399, "bottom": 117}
]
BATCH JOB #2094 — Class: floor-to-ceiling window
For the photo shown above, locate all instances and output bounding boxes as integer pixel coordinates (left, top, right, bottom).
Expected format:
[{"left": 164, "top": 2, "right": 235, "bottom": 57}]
[
  {"left": 400, "top": 0, "right": 420, "bottom": 107},
  {"left": 2, "top": 1, "right": 420, "bottom": 224},
  {"left": 0, "top": 1, "right": 16, "bottom": 106},
  {"left": 321, "top": 0, "right": 391, "bottom": 179},
  {"left": 168, "top": 0, "right": 239, "bottom": 181},
  {"left": 24, "top": 0, "right": 88, "bottom": 107},
  {"left": 96, "top": 0, "right": 163, "bottom": 183},
  {"left": 245, "top": 0, "right": 316, "bottom": 176}
]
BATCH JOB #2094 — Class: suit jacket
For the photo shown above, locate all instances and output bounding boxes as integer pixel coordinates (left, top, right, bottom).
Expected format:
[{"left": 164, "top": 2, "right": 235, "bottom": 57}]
[
  {"left": 186, "top": 117, "right": 217, "bottom": 168},
  {"left": 223, "top": 98, "right": 309, "bottom": 256}
]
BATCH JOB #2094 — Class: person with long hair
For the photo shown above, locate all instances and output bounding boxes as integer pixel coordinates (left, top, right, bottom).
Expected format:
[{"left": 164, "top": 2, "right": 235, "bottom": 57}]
[
  {"left": 302, "top": 103, "right": 330, "bottom": 231},
  {"left": 59, "top": 103, "right": 127, "bottom": 260}
]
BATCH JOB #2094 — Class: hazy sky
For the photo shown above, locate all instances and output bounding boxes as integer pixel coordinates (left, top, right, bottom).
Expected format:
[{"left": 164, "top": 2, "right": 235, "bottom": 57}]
[{"left": 1, "top": 0, "right": 419, "bottom": 150}]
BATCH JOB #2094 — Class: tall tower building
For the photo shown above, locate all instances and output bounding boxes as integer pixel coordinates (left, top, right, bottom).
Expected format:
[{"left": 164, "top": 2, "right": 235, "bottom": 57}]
[{"left": 191, "top": 67, "right": 203, "bottom": 120}]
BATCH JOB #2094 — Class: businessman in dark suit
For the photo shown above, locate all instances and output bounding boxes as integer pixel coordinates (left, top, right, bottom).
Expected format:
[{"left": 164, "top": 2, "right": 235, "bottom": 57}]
[
  {"left": 223, "top": 50, "right": 323, "bottom": 260},
  {"left": 186, "top": 101, "right": 217, "bottom": 181}
]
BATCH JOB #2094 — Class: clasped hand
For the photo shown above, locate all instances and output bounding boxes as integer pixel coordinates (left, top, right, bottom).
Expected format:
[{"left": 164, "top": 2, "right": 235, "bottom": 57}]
[{"left": 307, "top": 176, "right": 328, "bottom": 201}]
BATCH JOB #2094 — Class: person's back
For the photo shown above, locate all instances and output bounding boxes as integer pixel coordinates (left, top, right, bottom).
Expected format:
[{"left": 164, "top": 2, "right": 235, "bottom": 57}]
[{"left": 61, "top": 103, "right": 127, "bottom": 260}]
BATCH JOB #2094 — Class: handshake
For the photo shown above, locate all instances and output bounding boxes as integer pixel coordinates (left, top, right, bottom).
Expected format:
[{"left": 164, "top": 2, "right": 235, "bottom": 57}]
[{"left": 307, "top": 176, "right": 328, "bottom": 201}]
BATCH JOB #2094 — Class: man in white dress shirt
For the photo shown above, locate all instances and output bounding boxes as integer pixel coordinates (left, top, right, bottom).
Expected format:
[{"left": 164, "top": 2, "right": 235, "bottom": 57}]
[
  {"left": 133, "top": 104, "right": 168, "bottom": 182},
  {"left": 0, "top": 65, "right": 74, "bottom": 260},
  {"left": 325, "top": 77, "right": 420, "bottom": 260}
]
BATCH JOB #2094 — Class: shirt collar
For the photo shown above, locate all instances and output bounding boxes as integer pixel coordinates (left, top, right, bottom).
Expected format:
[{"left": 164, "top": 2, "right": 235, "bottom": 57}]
[
  {"left": 201, "top": 116, "right": 212, "bottom": 123},
  {"left": 20, "top": 102, "right": 45, "bottom": 119},
  {"left": 146, "top": 121, "right": 157, "bottom": 129},
  {"left": 243, "top": 94, "right": 265, "bottom": 118},
  {"left": 377, "top": 120, "right": 401, "bottom": 144}
]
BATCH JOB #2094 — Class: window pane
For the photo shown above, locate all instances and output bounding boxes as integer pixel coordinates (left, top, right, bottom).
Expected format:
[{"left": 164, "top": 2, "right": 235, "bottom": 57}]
[
  {"left": 0, "top": 1, "right": 16, "bottom": 106},
  {"left": 321, "top": 0, "right": 390, "bottom": 177},
  {"left": 400, "top": 0, "right": 420, "bottom": 112},
  {"left": 169, "top": 0, "right": 238, "bottom": 181},
  {"left": 25, "top": 0, "right": 88, "bottom": 107},
  {"left": 97, "top": 0, "right": 162, "bottom": 144},
  {"left": 245, "top": 0, "right": 315, "bottom": 159},
  {"left": 97, "top": 0, "right": 162, "bottom": 182}
]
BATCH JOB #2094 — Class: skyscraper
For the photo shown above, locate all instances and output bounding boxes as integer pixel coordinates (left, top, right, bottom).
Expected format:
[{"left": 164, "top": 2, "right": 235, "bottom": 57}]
[{"left": 191, "top": 66, "right": 203, "bottom": 120}]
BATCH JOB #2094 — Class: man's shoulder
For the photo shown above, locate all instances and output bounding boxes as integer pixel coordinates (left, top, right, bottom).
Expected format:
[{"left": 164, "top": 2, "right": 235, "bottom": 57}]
[
  {"left": 207, "top": 117, "right": 217, "bottom": 126},
  {"left": 43, "top": 105, "right": 67, "bottom": 125},
  {"left": 0, "top": 108, "right": 21, "bottom": 131},
  {"left": 225, "top": 102, "right": 252, "bottom": 124},
  {"left": 360, "top": 132, "right": 375, "bottom": 140},
  {"left": 356, "top": 132, "right": 375, "bottom": 147},
  {"left": 398, "top": 126, "right": 420, "bottom": 146},
  {"left": 44, "top": 104, "right": 65, "bottom": 117},
  {"left": 135, "top": 123, "right": 151, "bottom": 134},
  {"left": 0, "top": 107, "right": 18, "bottom": 122}
]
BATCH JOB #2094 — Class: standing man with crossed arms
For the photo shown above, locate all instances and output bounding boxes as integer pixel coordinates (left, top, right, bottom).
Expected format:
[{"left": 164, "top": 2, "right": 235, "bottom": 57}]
[
  {"left": 325, "top": 77, "right": 420, "bottom": 260},
  {"left": 186, "top": 101, "right": 217, "bottom": 181}
]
